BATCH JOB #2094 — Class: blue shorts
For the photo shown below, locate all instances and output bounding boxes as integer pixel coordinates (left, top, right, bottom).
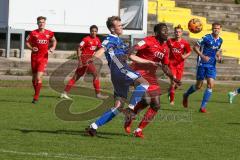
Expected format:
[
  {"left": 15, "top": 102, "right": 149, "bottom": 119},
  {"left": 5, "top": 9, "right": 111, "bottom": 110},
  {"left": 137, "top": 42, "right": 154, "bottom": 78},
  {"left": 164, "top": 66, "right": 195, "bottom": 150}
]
[
  {"left": 111, "top": 67, "right": 141, "bottom": 99},
  {"left": 196, "top": 66, "right": 216, "bottom": 80}
]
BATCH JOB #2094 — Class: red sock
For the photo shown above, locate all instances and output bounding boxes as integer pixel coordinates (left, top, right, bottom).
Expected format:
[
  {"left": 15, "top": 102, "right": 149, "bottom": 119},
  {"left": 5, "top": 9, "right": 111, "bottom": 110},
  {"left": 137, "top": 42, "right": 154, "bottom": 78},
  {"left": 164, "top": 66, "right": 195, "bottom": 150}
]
[
  {"left": 34, "top": 82, "right": 42, "bottom": 100},
  {"left": 93, "top": 78, "right": 100, "bottom": 94},
  {"left": 64, "top": 78, "right": 76, "bottom": 93},
  {"left": 138, "top": 107, "right": 157, "bottom": 130},
  {"left": 169, "top": 86, "right": 175, "bottom": 102},
  {"left": 32, "top": 80, "right": 37, "bottom": 93},
  {"left": 134, "top": 101, "right": 147, "bottom": 114}
]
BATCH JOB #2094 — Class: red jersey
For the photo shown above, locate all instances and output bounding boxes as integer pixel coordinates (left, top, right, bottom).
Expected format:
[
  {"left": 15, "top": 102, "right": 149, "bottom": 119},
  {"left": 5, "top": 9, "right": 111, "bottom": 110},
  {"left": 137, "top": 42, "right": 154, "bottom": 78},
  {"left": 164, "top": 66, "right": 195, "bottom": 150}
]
[
  {"left": 79, "top": 35, "right": 101, "bottom": 63},
  {"left": 131, "top": 36, "right": 169, "bottom": 85},
  {"left": 26, "top": 29, "right": 54, "bottom": 60},
  {"left": 167, "top": 38, "right": 191, "bottom": 66}
]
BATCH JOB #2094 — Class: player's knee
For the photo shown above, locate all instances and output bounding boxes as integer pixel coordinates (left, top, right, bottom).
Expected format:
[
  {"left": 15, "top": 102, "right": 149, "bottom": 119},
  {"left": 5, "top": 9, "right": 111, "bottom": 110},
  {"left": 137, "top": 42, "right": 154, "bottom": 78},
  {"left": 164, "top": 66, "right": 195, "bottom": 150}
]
[
  {"left": 195, "top": 85, "right": 201, "bottom": 90},
  {"left": 150, "top": 102, "right": 160, "bottom": 111}
]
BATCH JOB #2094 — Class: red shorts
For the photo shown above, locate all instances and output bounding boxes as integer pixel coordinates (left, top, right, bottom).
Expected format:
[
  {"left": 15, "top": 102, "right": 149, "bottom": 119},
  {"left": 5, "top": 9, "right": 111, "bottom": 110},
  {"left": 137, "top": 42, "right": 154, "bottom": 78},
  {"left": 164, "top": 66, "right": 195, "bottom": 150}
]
[
  {"left": 31, "top": 59, "right": 48, "bottom": 73},
  {"left": 75, "top": 62, "right": 97, "bottom": 76},
  {"left": 169, "top": 63, "right": 184, "bottom": 80},
  {"left": 135, "top": 70, "right": 161, "bottom": 97}
]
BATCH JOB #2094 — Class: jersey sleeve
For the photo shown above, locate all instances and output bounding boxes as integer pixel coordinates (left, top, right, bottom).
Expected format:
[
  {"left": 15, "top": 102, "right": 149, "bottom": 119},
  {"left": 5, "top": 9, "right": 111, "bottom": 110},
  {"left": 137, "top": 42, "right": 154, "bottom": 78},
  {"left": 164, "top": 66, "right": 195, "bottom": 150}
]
[
  {"left": 101, "top": 38, "right": 114, "bottom": 51},
  {"left": 184, "top": 41, "right": 191, "bottom": 53},
  {"left": 79, "top": 38, "right": 87, "bottom": 49},
  {"left": 217, "top": 39, "right": 223, "bottom": 51},
  {"left": 97, "top": 38, "right": 102, "bottom": 48},
  {"left": 197, "top": 36, "right": 206, "bottom": 47},
  {"left": 26, "top": 32, "right": 33, "bottom": 43},
  {"left": 49, "top": 31, "right": 54, "bottom": 39},
  {"left": 134, "top": 38, "right": 149, "bottom": 51}
]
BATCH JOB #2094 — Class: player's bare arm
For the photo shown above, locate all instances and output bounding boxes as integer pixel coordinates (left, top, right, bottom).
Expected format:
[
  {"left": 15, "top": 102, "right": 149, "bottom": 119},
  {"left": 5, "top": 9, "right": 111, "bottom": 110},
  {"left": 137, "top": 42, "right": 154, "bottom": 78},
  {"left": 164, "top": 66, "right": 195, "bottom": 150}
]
[
  {"left": 49, "top": 36, "right": 57, "bottom": 53},
  {"left": 182, "top": 51, "right": 191, "bottom": 60},
  {"left": 162, "top": 64, "right": 181, "bottom": 86},
  {"left": 193, "top": 43, "right": 209, "bottom": 62},
  {"left": 26, "top": 41, "right": 38, "bottom": 52}
]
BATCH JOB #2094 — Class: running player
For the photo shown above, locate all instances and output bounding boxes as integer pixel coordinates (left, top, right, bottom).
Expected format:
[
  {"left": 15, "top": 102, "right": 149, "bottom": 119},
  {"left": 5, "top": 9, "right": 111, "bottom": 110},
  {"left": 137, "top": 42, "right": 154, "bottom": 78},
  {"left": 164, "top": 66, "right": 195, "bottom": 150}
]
[
  {"left": 228, "top": 88, "right": 240, "bottom": 104},
  {"left": 167, "top": 25, "right": 191, "bottom": 105},
  {"left": 85, "top": 16, "right": 156, "bottom": 136},
  {"left": 26, "top": 16, "right": 57, "bottom": 104},
  {"left": 124, "top": 23, "right": 181, "bottom": 138},
  {"left": 182, "top": 22, "right": 223, "bottom": 113},
  {"left": 60, "top": 25, "right": 108, "bottom": 99}
]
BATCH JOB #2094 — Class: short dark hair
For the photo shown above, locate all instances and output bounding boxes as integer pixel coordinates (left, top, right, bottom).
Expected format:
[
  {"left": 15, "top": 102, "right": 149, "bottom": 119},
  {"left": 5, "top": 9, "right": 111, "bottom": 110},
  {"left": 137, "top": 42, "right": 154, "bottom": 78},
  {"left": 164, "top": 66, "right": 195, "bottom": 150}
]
[
  {"left": 212, "top": 22, "right": 221, "bottom": 28},
  {"left": 154, "top": 23, "right": 167, "bottom": 33},
  {"left": 37, "top": 16, "right": 46, "bottom": 21},
  {"left": 90, "top": 25, "right": 98, "bottom": 31},
  {"left": 106, "top": 16, "right": 121, "bottom": 30},
  {"left": 174, "top": 24, "right": 183, "bottom": 31}
]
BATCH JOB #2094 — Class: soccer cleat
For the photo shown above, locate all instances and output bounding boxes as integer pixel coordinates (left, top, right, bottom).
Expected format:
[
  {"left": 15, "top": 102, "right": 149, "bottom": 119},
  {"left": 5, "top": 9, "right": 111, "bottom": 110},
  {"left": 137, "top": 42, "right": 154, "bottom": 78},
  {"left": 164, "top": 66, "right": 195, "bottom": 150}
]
[
  {"left": 182, "top": 94, "right": 188, "bottom": 108},
  {"left": 170, "top": 101, "right": 175, "bottom": 106},
  {"left": 32, "top": 99, "right": 38, "bottom": 104},
  {"left": 199, "top": 107, "right": 207, "bottom": 113},
  {"left": 124, "top": 119, "right": 133, "bottom": 134},
  {"left": 228, "top": 92, "right": 234, "bottom": 104},
  {"left": 96, "top": 94, "right": 109, "bottom": 100},
  {"left": 85, "top": 126, "right": 97, "bottom": 137},
  {"left": 60, "top": 93, "right": 72, "bottom": 99},
  {"left": 123, "top": 108, "right": 136, "bottom": 123},
  {"left": 134, "top": 130, "right": 144, "bottom": 138}
]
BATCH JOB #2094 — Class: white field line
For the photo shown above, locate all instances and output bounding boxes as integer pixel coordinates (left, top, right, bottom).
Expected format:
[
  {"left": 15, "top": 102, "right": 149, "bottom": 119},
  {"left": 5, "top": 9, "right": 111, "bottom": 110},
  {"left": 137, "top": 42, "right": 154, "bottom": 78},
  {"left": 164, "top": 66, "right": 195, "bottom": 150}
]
[{"left": 0, "top": 149, "right": 176, "bottom": 160}]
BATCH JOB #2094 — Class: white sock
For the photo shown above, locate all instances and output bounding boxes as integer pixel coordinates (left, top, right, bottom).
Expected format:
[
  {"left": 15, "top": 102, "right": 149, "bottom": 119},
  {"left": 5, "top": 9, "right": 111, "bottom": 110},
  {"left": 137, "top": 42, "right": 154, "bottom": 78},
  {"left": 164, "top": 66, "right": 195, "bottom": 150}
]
[{"left": 90, "top": 123, "right": 98, "bottom": 130}]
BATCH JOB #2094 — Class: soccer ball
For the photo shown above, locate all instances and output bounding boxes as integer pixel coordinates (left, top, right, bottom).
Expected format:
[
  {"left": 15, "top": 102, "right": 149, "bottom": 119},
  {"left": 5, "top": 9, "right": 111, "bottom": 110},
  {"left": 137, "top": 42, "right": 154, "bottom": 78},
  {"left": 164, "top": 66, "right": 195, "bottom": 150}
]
[{"left": 188, "top": 18, "right": 203, "bottom": 34}]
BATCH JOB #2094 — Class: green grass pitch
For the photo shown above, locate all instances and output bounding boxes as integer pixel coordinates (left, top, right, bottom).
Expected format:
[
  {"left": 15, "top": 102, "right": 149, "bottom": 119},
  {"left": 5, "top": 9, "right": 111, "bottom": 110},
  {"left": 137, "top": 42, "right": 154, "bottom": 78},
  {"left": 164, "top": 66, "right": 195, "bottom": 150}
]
[{"left": 0, "top": 80, "right": 240, "bottom": 160}]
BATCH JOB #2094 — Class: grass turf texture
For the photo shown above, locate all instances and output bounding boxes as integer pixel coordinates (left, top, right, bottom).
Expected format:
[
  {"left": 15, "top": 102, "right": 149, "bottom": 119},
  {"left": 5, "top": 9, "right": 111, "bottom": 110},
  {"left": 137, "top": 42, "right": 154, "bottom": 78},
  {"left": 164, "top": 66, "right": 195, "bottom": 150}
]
[{"left": 0, "top": 80, "right": 240, "bottom": 160}]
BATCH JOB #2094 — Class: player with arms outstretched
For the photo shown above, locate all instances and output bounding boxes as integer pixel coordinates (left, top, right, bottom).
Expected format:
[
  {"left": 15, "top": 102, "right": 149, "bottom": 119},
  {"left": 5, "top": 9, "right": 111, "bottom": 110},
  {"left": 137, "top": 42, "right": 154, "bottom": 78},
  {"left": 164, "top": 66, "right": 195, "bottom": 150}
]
[
  {"left": 85, "top": 16, "right": 157, "bottom": 136},
  {"left": 26, "top": 16, "right": 57, "bottom": 103},
  {"left": 182, "top": 22, "right": 223, "bottom": 113},
  {"left": 124, "top": 23, "right": 181, "bottom": 138},
  {"left": 167, "top": 25, "right": 191, "bottom": 105},
  {"left": 60, "top": 25, "right": 108, "bottom": 99}
]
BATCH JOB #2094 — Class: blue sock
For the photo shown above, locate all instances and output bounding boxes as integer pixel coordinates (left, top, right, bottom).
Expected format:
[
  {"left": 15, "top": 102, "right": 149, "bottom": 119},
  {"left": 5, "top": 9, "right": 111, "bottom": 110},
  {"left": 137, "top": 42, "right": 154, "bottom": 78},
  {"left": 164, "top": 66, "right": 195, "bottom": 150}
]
[
  {"left": 129, "top": 84, "right": 148, "bottom": 109},
  {"left": 237, "top": 88, "right": 240, "bottom": 94},
  {"left": 201, "top": 88, "right": 212, "bottom": 108},
  {"left": 94, "top": 108, "right": 119, "bottom": 128},
  {"left": 185, "top": 85, "right": 196, "bottom": 97}
]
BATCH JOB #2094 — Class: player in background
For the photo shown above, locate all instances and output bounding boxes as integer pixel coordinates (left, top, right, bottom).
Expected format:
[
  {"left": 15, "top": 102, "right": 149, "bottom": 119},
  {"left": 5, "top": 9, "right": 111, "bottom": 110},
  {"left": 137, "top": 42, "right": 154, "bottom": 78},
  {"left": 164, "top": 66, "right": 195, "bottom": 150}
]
[
  {"left": 85, "top": 16, "right": 157, "bottom": 136},
  {"left": 167, "top": 25, "right": 191, "bottom": 105},
  {"left": 26, "top": 16, "right": 57, "bottom": 104},
  {"left": 60, "top": 25, "right": 108, "bottom": 99},
  {"left": 182, "top": 22, "right": 223, "bottom": 113},
  {"left": 124, "top": 23, "right": 181, "bottom": 138},
  {"left": 228, "top": 88, "right": 240, "bottom": 104}
]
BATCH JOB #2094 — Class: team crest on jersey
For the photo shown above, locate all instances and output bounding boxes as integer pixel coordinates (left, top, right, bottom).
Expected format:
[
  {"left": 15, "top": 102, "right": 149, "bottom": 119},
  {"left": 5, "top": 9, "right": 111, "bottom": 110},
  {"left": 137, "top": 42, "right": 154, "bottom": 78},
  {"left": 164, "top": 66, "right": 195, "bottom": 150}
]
[
  {"left": 46, "top": 34, "right": 50, "bottom": 38},
  {"left": 137, "top": 40, "right": 146, "bottom": 47},
  {"left": 180, "top": 44, "right": 184, "bottom": 48}
]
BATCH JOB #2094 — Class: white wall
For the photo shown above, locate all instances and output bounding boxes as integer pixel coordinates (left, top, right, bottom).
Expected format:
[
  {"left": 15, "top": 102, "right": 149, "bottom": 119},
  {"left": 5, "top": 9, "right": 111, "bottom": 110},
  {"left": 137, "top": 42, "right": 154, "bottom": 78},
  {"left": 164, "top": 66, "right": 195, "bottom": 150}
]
[
  {"left": 8, "top": 0, "right": 119, "bottom": 34},
  {"left": 0, "top": 0, "right": 9, "bottom": 28}
]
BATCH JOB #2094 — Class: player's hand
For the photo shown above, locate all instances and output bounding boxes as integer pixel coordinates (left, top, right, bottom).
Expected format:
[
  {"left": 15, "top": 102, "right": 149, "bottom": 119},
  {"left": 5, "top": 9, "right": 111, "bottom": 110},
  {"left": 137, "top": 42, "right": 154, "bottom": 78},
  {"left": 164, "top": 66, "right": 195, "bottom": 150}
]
[
  {"left": 202, "top": 55, "right": 210, "bottom": 62},
  {"left": 32, "top": 47, "right": 38, "bottom": 52},
  {"left": 48, "top": 48, "right": 55, "bottom": 54},
  {"left": 173, "top": 78, "right": 181, "bottom": 86},
  {"left": 217, "top": 56, "right": 223, "bottom": 63}
]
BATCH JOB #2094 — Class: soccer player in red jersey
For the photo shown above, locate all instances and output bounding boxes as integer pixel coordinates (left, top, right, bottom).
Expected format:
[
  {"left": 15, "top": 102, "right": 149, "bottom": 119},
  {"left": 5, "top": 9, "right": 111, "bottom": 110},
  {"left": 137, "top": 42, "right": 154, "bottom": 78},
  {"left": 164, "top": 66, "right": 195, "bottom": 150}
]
[
  {"left": 60, "top": 25, "right": 108, "bottom": 99},
  {"left": 167, "top": 25, "right": 191, "bottom": 105},
  {"left": 26, "top": 16, "right": 57, "bottom": 104},
  {"left": 124, "top": 23, "right": 181, "bottom": 138}
]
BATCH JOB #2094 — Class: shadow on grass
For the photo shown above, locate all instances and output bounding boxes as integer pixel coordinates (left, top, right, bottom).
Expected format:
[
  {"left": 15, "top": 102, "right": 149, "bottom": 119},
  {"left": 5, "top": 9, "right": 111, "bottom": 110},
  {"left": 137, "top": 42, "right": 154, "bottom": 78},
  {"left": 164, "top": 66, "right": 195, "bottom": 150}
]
[
  {"left": 227, "top": 122, "right": 240, "bottom": 125},
  {"left": 12, "top": 128, "right": 129, "bottom": 139},
  {"left": 0, "top": 99, "right": 31, "bottom": 104}
]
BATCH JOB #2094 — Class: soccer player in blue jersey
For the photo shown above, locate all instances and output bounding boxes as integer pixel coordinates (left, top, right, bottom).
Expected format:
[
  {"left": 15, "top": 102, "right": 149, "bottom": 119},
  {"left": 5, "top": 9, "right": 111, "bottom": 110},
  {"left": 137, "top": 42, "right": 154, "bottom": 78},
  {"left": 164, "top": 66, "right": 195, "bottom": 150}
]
[
  {"left": 182, "top": 22, "right": 223, "bottom": 113},
  {"left": 85, "top": 16, "right": 157, "bottom": 136},
  {"left": 228, "top": 88, "right": 240, "bottom": 104}
]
